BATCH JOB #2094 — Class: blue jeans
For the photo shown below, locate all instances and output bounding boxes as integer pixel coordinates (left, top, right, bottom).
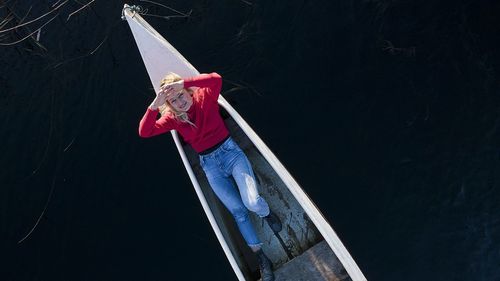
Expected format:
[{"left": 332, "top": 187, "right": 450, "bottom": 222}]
[{"left": 199, "top": 137, "right": 270, "bottom": 247}]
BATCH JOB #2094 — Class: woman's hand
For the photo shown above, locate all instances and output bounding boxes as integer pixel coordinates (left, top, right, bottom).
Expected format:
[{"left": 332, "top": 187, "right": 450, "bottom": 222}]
[
  {"left": 160, "top": 80, "right": 184, "bottom": 96},
  {"left": 149, "top": 91, "right": 168, "bottom": 110}
]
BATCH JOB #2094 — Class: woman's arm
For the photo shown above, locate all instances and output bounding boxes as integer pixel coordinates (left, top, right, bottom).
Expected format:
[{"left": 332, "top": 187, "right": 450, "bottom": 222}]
[
  {"left": 184, "top": 72, "right": 222, "bottom": 100},
  {"left": 138, "top": 108, "right": 173, "bottom": 138}
]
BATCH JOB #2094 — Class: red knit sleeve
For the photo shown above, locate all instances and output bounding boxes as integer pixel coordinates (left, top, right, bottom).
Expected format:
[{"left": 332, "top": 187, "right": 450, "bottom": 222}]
[
  {"left": 183, "top": 72, "right": 222, "bottom": 101},
  {"left": 138, "top": 108, "right": 174, "bottom": 138}
]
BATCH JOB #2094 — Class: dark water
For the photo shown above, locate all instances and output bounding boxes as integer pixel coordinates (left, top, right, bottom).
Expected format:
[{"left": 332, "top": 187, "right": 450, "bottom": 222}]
[{"left": 1, "top": 1, "right": 499, "bottom": 280}]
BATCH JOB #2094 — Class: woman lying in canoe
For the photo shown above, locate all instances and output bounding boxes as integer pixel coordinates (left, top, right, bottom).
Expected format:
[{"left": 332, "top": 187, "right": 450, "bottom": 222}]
[{"left": 138, "top": 72, "right": 281, "bottom": 281}]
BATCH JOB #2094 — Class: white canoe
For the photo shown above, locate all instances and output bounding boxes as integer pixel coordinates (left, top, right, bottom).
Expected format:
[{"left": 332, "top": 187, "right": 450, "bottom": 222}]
[{"left": 123, "top": 5, "right": 366, "bottom": 281}]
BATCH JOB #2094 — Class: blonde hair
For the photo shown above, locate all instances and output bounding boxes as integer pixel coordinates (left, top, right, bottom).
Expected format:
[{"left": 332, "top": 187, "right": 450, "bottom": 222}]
[{"left": 159, "top": 72, "right": 196, "bottom": 127}]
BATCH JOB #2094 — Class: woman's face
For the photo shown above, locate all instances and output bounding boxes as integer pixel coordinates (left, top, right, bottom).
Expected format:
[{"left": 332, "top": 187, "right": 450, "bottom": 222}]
[{"left": 166, "top": 90, "right": 193, "bottom": 112}]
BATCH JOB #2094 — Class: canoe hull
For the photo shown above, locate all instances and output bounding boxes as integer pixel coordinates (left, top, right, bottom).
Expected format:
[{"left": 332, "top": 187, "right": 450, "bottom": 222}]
[
  {"left": 182, "top": 115, "right": 325, "bottom": 278},
  {"left": 123, "top": 5, "right": 366, "bottom": 280}
]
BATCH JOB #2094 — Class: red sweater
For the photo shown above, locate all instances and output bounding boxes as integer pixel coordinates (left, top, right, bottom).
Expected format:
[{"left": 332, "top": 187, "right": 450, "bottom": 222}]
[{"left": 138, "top": 72, "right": 229, "bottom": 153}]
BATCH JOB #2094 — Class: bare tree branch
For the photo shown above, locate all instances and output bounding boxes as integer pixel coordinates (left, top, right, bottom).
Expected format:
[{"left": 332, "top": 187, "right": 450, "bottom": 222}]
[
  {"left": 240, "top": 0, "right": 252, "bottom": 5},
  {"left": 141, "top": 13, "right": 191, "bottom": 20},
  {"left": 90, "top": 33, "right": 106, "bottom": 54},
  {"left": 18, "top": 5, "right": 32, "bottom": 24},
  {"left": 18, "top": 160, "right": 60, "bottom": 244},
  {"left": 0, "top": 0, "right": 67, "bottom": 34},
  {"left": 18, "top": 90, "right": 58, "bottom": 244},
  {"left": 51, "top": 0, "right": 64, "bottom": 8},
  {"left": 72, "top": 0, "right": 86, "bottom": 6},
  {"left": 0, "top": 14, "right": 13, "bottom": 29},
  {"left": 66, "top": 0, "right": 95, "bottom": 21},
  {"left": 0, "top": 0, "right": 15, "bottom": 9},
  {"left": 0, "top": 3, "right": 16, "bottom": 29},
  {"left": 0, "top": 13, "right": 57, "bottom": 46},
  {"left": 50, "top": 34, "right": 107, "bottom": 68},
  {"left": 139, "top": 0, "right": 191, "bottom": 17}
]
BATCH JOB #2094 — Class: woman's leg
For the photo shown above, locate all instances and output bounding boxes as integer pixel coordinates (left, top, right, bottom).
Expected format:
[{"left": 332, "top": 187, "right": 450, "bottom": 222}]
[
  {"left": 227, "top": 144, "right": 282, "bottom": 233},
  {"left": 201, "top": 156, "right": 262, "bottom": 247},
  {"left": 202, "top": 140, "right": 276, "bottom": 281},
  {"left": 230, "top": 151, "right": 270, "bottom": 218},
  {"left": 228, "top": 152, "right": 276, "bottom": 281}
]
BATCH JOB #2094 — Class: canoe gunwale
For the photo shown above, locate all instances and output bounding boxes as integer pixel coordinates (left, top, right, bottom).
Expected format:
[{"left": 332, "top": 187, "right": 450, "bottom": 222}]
[
  {"left": 123, "top": 5, "right": 366, "bottom": 280},
  {"left": 215, "top": 98, "right": 367, "bottom": 281},
  {"left": 171, "top": 129, "right": 248, "bottom": 280},
  {"left": 172, "top": 96, "right": 366, "bottom": 281}
]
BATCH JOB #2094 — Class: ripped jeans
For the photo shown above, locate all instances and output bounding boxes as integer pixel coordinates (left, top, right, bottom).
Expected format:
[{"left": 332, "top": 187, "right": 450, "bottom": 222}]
[{"left": 199, "top": 137, "right": 270, "bottom": 247}]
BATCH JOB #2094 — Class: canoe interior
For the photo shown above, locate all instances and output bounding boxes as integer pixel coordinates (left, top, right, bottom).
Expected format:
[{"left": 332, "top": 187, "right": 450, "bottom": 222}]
[
  {"left": 182, "top": 108, "right": 350, "bottom": 280},
  {"left": 122, "top": 6, "right": 357, "bottom": 280}
]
